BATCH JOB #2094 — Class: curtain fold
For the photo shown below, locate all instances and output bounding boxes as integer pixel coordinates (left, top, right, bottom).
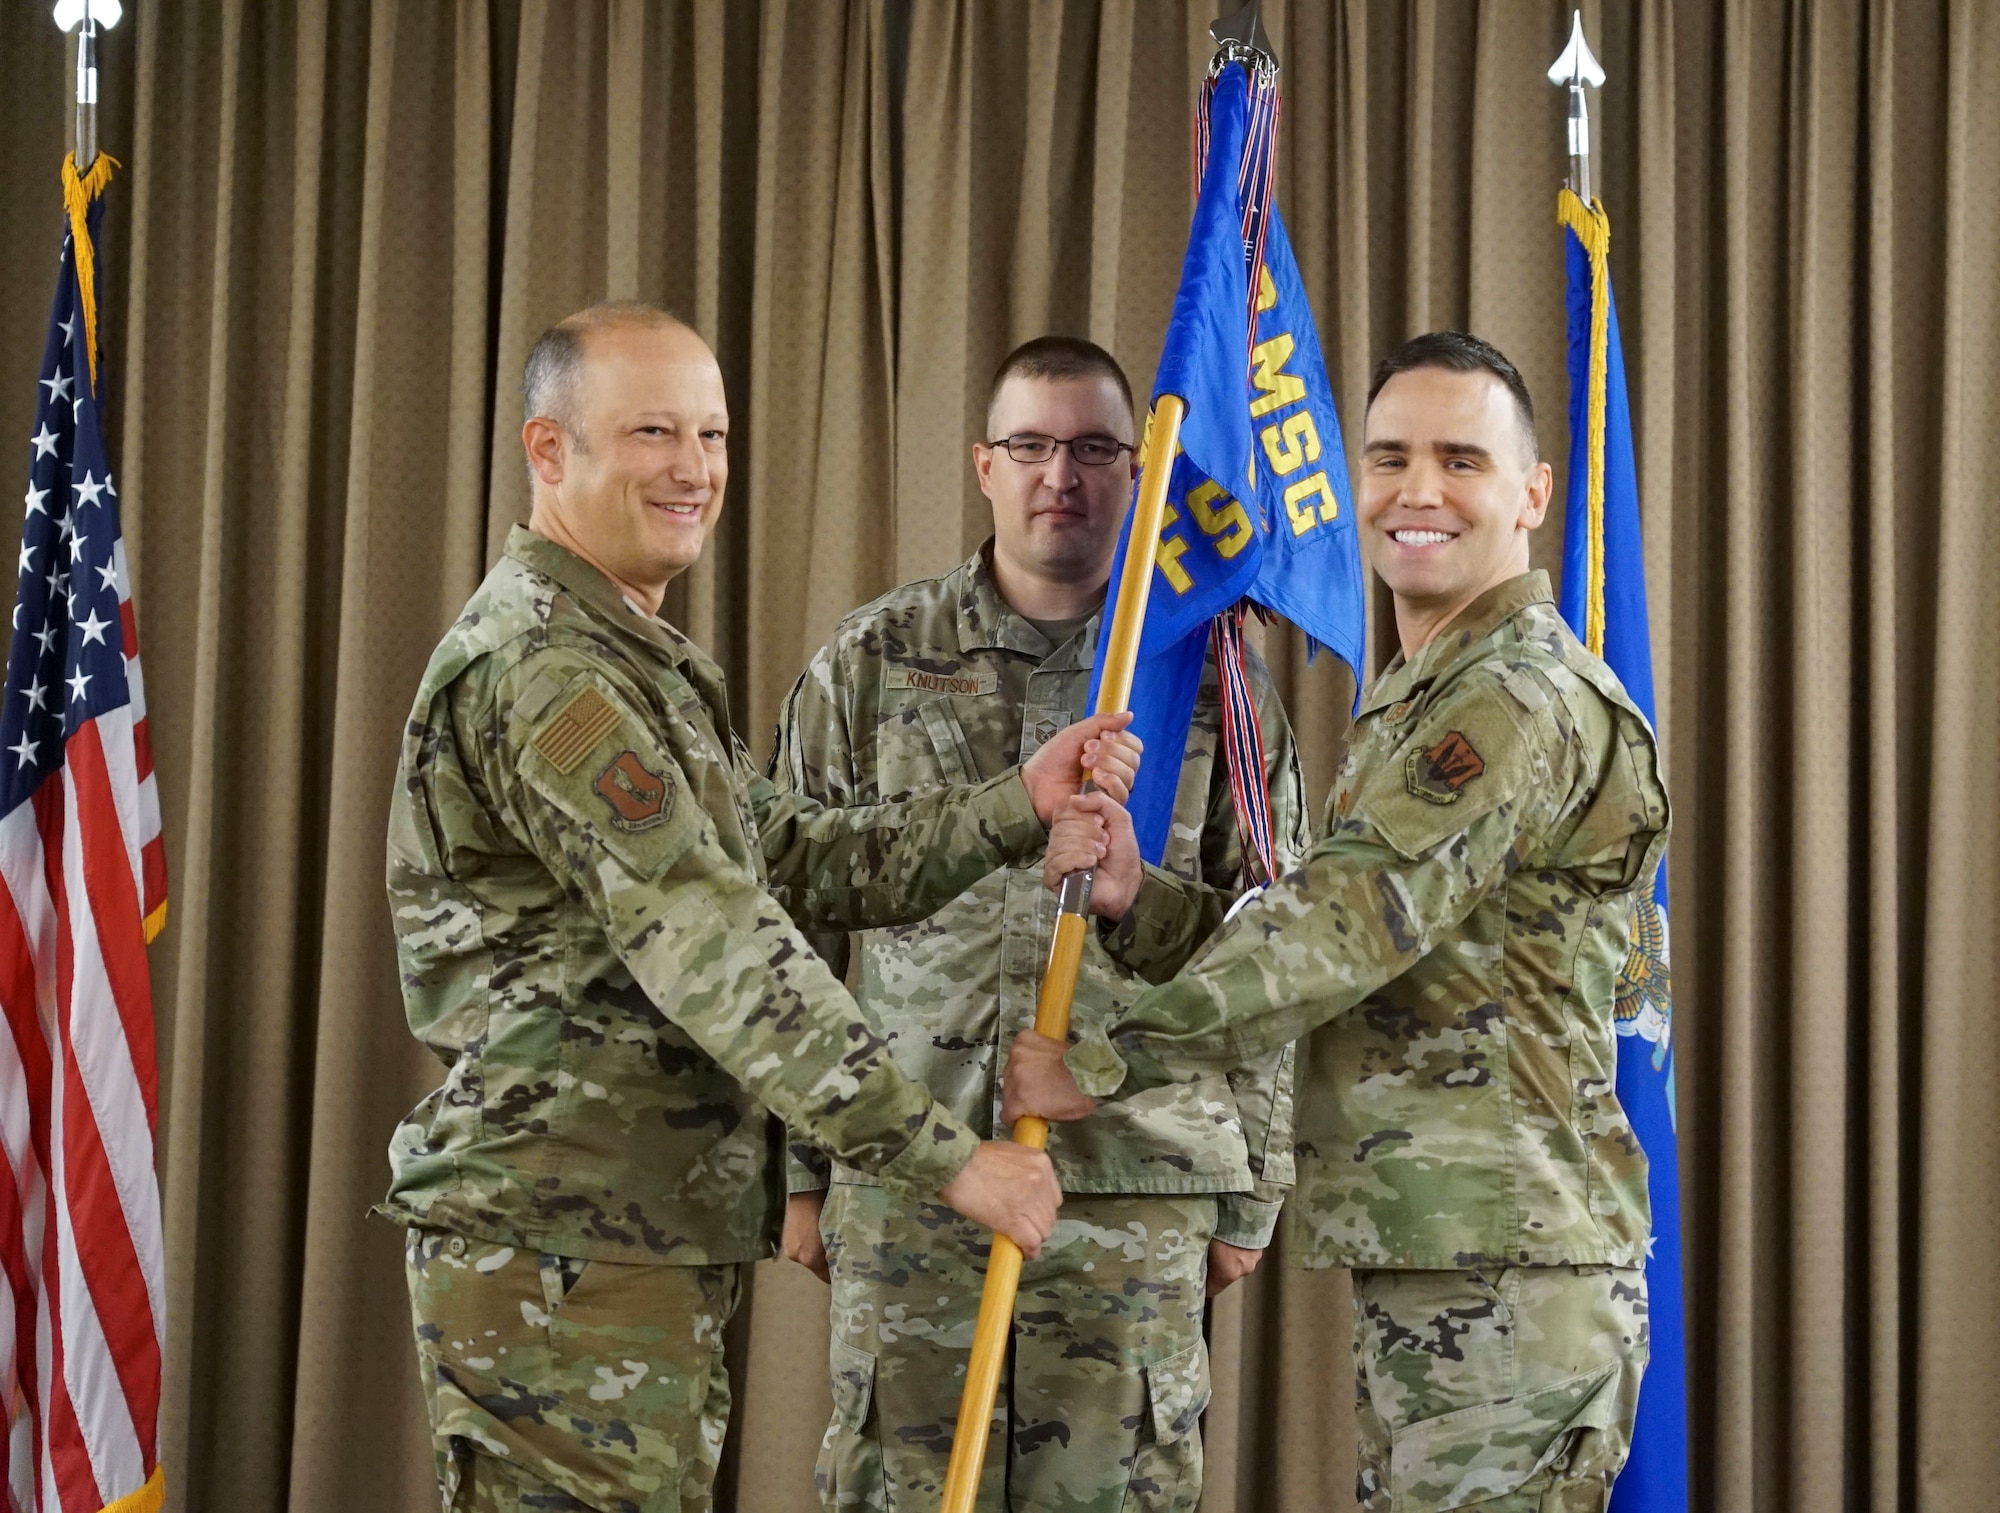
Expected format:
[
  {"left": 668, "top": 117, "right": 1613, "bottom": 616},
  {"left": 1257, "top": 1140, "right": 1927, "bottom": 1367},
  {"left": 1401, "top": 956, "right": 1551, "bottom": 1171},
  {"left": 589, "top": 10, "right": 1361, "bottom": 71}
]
[{"left": 0, "top": 4, "right": 1990, "bottom": 1509}]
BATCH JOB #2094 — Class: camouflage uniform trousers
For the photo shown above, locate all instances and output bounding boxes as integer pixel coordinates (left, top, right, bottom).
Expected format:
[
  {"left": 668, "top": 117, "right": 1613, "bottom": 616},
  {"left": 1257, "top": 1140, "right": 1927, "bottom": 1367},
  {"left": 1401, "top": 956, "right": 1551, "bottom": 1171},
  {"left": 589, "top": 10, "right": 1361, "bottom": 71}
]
[
  {"left": 816, "top": 1184, "right": 1216, "bottom": 1513},
  {"left": 405, "top": 1224, "right": 743, "bottom": 1513},
  {"left": 1351, "top": 1264, "right": 1648, "bottom": 1513}
]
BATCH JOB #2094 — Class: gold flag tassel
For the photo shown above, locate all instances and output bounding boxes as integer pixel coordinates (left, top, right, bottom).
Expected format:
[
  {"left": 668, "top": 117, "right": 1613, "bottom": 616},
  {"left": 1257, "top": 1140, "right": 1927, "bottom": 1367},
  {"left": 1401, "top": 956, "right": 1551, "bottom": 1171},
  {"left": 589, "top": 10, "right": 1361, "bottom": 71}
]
[
  {"left": 1556, "top": 187, "right": 1611, "bottom": 658},
  {"left": 60, "top": 151, "right": 120, "bottom": 395},
  {"left": 100, "top": 1464, "right": 166, "bottom": 1513}
]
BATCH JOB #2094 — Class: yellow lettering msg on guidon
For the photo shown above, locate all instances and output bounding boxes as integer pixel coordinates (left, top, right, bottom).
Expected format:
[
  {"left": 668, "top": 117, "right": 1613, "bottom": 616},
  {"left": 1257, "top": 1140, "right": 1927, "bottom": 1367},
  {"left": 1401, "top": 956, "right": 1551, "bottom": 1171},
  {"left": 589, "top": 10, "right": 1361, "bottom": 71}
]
[
  {"left": 1247, "top": 265, "right": 1340, "bottom": 539},
  {"left": 1152, "top": 266, "right": 1341, "bottom": 596}
]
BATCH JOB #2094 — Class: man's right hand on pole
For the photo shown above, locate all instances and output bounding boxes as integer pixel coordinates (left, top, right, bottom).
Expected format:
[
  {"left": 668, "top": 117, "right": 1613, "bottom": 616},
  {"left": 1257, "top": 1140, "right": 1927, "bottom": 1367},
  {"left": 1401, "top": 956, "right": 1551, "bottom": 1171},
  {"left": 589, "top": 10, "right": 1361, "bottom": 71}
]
[
  {"left": 938, "top": 1141, "right": 1064, "bottom": 1257},
  {"left": 1020, "top": 711, "right": 1142, "bottom": 819},
  {"left": 1043, "top": 791, "right": 1141, "bottom": 918},
  {"left": 1001, "top": 1029, "right": 1100, "bottom": 1126}
]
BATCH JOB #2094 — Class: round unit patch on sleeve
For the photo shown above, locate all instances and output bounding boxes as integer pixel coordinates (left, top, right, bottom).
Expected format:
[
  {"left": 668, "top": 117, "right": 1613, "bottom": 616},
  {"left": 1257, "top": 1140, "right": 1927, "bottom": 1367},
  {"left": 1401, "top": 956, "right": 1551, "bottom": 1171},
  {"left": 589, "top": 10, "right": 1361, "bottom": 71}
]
[
  {"left": 594, "top": 750, "right": 674, "bottom": 831},
  {"left": 1405, "top": 730, "right": 1486, "bottom": 804}
]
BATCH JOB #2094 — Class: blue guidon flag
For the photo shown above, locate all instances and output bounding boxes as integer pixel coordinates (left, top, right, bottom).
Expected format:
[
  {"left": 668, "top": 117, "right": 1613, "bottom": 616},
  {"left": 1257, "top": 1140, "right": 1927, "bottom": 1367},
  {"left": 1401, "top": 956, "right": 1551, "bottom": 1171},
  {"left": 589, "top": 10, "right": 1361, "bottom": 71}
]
[
  {"left": 1, "top": 156, "right": 169, "bottom": 1513},
  {"left": 1091, "top": 60, "right": 1365, "bottom": 879},
  {"left": 1556, "top": 187, "right": 1687, "bottom": 1513}
]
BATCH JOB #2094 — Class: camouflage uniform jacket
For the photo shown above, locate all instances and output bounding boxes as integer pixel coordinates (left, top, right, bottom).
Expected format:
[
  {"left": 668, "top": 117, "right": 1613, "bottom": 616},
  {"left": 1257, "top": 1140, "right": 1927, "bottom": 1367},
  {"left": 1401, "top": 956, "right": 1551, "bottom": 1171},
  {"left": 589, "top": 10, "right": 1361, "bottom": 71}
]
[
  {"left": 772, "top": 544, "right": 1307, "bottom": 1247},
  {"left": 1070, "top": 572, "right": 1669, "bottom": 1269},
  {"left": 383, "top": 527, "right": 1052, "bottom": 1266}
]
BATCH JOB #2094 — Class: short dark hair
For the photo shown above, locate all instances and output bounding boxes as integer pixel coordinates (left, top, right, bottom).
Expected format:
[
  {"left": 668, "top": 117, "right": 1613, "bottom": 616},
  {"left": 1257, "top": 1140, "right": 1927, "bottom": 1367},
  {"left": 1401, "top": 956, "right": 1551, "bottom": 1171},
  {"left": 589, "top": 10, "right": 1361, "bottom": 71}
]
[
  {"left": 986, "top": 336, "right": 1135, "bottom": 433},
  {"left": 522, "top": 301, "right": 688, "bottom": 445},
  {"left": 1366, "top": 331, "right": 1538, "bottom": 460}
]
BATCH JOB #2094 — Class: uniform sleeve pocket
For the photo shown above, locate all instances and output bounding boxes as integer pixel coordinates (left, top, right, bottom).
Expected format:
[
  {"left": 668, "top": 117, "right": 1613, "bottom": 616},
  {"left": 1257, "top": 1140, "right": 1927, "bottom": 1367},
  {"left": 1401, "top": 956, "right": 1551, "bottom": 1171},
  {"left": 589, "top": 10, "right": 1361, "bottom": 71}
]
[
  {"left": 1146, "top": 1338, "right": 1211, "bottom": 1445},
  {"left": 1389, "top": 1359, "right": 1619, "bottom": 1510},
  {"left": 1353, "top": 687, "right": 1538, "bottom": 862},
  {"left": 828, "top": 1336, "right": 877, "bottom": 1434},
  {"left": 1257, "top": 1042, "right": 1298, "bottom": 1185},
  {"left": 513, "top": 673, "right": 704, "bottom": 883}
]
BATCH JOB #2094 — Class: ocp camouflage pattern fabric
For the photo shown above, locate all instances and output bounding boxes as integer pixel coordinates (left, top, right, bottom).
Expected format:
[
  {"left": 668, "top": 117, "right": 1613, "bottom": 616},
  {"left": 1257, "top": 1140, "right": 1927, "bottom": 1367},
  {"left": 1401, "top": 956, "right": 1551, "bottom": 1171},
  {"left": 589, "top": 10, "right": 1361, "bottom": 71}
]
[
  {"left": 1351, "top": 1263, "right": 1648, "bottom": 1512},
  {"left": 1073, "top": 572, "right": 1670, "bottom": 1271},
  {"left": 383, "top": 527, "right": 1051, "bottom": 1266},
  {"left": 771, "top": 545, "right": 1306, "bottom": 1243},
  {"left": 405, "top": 1223, "right": 739, "bottom": 1512},
  {"left": 814, "top": 1185, "right": 1215, "bottom": 1513}
]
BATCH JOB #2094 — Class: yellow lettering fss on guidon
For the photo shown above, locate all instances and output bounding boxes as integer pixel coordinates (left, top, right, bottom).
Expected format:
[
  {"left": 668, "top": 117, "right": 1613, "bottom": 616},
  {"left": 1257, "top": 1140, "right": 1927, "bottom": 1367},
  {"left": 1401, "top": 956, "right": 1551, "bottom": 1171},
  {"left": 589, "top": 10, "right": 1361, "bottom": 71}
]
[{"left": 1152, "top": 266, "right": 1342, "bottom": 597}]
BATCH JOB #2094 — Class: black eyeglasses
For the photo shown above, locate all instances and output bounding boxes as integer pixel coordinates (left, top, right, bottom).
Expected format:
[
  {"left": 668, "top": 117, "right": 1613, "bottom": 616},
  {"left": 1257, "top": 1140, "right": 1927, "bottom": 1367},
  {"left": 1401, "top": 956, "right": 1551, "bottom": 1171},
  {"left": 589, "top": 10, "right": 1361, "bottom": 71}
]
[{"left": 984, "top": 432, "right": 1136, "bottom": 467}]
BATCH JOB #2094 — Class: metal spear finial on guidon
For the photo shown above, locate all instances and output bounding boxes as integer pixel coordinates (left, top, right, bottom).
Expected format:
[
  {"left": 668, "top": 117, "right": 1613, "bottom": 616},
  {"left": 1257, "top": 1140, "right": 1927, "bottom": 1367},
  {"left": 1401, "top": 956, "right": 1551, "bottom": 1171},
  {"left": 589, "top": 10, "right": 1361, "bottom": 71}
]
[
  {"left": 1547, "top": 9, "right": 1605, "bottom": 205},
  {"left": 1210, "top": 0, "right": 1279, "bottom": 72}
]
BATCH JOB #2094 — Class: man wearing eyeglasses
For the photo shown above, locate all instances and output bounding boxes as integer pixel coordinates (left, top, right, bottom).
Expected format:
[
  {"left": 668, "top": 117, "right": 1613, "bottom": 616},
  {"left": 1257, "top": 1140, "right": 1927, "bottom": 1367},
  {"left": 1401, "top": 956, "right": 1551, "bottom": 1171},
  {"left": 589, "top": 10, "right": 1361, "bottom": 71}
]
[{"left": 770, "top": 336, "right": 1305, "bottom": 1512}]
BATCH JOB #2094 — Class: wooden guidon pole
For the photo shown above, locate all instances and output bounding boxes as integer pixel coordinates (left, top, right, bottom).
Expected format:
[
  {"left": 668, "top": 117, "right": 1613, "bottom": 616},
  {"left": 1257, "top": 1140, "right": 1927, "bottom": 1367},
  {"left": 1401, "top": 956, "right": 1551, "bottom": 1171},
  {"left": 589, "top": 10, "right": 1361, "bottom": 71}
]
[{"left": 937, "top": 394, "right": 1187, "bottom": 1513}]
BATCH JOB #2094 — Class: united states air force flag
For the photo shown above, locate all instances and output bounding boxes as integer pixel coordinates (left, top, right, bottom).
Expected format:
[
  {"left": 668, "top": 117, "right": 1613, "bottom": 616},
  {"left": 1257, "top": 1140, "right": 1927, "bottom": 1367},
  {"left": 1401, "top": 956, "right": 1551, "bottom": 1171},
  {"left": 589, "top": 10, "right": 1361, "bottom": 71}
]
[
  {"left": 1556, "top": 188, "right": 1687, "bottom": 1513},
  {"left": 1091, "top": 62, "right": 1365, "bottom": 870}
]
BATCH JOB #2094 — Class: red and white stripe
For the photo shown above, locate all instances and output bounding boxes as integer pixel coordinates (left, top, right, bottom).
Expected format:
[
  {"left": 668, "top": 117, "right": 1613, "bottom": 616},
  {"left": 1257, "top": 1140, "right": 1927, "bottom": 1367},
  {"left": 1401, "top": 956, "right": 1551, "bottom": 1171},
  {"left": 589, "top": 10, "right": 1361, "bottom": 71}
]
[{"left": 2, "top": 547, "right": 166, "bottom": 1513}]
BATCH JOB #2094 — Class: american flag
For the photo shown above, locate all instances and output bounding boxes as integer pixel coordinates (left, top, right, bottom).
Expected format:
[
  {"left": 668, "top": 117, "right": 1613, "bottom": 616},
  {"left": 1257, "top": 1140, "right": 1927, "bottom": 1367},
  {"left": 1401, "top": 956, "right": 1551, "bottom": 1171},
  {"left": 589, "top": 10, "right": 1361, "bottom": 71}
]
[{"left": 1, "top": 166, "right": 167, "bottom": 1513}]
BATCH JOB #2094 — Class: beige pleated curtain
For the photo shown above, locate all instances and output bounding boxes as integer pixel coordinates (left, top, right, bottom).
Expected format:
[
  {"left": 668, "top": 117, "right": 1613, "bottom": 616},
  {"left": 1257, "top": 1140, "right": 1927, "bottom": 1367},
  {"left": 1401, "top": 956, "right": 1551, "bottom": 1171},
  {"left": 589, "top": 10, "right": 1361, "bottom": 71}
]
[{"left": 0, "top": 1, "right": 1993, "bottom": 1509}]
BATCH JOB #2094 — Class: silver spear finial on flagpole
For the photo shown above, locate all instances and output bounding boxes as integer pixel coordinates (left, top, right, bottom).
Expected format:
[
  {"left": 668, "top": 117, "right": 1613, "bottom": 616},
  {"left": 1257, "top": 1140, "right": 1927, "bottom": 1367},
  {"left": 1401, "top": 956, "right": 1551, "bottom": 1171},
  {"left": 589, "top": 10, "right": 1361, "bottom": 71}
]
[
  {"left": 1210, "top": 0, "right": 1279, "bottom": 74},
  {"left": 1547, "top": 9, "right": 1605, "bottom": 204},
  {"left": 54, "top": 0, "right": 123, "bottom": 174}
]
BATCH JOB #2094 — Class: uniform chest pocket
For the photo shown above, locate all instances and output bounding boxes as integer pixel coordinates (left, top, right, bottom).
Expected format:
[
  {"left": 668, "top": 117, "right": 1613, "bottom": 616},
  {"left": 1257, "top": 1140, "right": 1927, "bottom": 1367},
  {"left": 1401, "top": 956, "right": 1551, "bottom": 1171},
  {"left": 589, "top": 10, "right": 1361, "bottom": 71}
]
[{"left": 875, "top": 697, "right": 978, "bottom": 795}]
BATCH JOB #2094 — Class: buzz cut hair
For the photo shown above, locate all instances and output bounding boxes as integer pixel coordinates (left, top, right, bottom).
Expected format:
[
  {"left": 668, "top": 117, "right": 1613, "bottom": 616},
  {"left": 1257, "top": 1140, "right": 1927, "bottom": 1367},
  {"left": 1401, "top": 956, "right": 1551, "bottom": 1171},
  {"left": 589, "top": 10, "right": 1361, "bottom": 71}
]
[
  {"left": 1366, "top": 330, "right": 1539, "bottom": 462},
  {"left": 986, "top": 335, "right": 1135, "bottom": 435},
  {"left": 522, "top": 301, "right": 688, "bottom": 446}
]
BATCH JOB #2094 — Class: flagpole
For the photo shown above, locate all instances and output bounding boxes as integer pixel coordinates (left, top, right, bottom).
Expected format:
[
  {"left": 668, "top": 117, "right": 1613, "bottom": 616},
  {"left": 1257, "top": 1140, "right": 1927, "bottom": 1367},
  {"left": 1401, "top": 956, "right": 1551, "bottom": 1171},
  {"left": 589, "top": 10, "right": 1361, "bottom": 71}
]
[
  {"left": 1547, "top": 9, "right": 1605, "bottom": 206},
  {"left": 940, "top": 11, "right": 1277, "bottom": 1504},
  {"left": 75, "top": 11, "right": 96, "bottom": 173},
  {"left": 936, "top": 394, "right": 1184, "bottom": 1513},
  {"left": 1550, "top": 11, "right": 1610, "bottom": 655},
  {"left": 1550, "top": 23, "right": 1690, "bottom": 1513},
  {"left": 56, "top": 1, "right": 125, "bottom": 176}
]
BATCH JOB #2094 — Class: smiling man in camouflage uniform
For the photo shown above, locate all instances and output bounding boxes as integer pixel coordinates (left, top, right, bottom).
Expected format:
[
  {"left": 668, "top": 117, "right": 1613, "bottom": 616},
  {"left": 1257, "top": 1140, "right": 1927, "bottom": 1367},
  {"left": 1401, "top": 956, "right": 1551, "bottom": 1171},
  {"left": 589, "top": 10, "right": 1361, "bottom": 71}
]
[
  {"left": 1010, "top": 333, "right": 1670, "bottom": 1512},
  {"left": 772, "top": 337, "right": 1305, "bottom": 1513},
  {"left": 382, "top": 305, "right": 1140, "bottom": 1513}
]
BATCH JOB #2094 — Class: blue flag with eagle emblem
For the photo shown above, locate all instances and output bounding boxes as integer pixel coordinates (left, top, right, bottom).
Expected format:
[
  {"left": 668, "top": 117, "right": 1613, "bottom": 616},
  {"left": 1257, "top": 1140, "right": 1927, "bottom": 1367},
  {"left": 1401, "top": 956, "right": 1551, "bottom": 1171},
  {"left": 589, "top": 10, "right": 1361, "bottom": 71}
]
[
  {"left": 1090, "top": 63, "right": 1364, "bottom": 868},
  {"left": 1556, "top": 189, "right": 1687, "bottom": 1513}
]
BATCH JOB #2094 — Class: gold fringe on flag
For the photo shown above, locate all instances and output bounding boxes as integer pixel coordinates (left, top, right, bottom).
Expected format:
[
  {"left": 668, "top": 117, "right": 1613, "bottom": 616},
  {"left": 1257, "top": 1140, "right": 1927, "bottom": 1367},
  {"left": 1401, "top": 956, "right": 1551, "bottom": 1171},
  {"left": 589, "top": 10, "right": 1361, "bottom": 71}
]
[
  {"left": 60, "top": 152, "right": 121, "bottom": 394},
  {"left": 1555, "top": 186, "right": 1610, "bottom": 658},
  {"left": 99, "top": 1464, "right": 165, "bottom": 1513}
]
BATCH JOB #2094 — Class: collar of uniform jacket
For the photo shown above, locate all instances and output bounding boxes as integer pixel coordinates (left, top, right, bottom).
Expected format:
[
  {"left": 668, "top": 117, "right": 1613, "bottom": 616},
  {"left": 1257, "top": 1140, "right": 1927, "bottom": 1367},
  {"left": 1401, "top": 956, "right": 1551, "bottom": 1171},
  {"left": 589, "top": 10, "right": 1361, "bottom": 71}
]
[
  {"left": 954, "top": 538, "right": 1100, "bottom": 667},
  {"left": 1359, "top": 569, "right": 1555, "bottom": 718},
  {"left": 501, "top": 524, "right": 740, "bottom": 731}
]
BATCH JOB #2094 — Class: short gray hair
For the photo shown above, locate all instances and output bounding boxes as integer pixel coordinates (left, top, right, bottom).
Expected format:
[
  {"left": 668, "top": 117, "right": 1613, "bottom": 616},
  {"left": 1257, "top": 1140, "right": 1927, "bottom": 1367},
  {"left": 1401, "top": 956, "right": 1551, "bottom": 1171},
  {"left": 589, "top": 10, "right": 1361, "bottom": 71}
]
[{"left": 521, "top": 301, "right": 688, "bottom": 447}]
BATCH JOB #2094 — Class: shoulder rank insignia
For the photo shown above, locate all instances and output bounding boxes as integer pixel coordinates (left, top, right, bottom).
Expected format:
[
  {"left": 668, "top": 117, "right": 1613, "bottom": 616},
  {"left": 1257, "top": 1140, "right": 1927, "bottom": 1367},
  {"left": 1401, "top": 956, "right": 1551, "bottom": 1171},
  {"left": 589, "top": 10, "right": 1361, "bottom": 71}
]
[
  {"left": 594, "top": 751, "right": 673, "bottom": 831},
  {"left": 1406, "top": 730, "right": 1485, "bottom": 804}
]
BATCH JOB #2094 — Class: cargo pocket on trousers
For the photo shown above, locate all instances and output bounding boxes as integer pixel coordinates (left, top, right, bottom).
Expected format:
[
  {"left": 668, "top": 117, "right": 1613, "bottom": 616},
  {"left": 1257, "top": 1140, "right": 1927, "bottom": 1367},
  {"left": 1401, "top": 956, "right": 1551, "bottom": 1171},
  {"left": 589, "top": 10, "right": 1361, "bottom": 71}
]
[
  {"left": 829, "top": 1336, "right": 876, "bottom": 1433},
  {"left": 1388, "top": 1359, "right": 1621, "bottom": 1512},
  {"left": 1147, "top": 1339, "right": 1211, "bottom": 1445},
  {"left": 817, "top": 1336, "right": 888, "bottom": 1508},
  {"left": 1125, "top": 1339, "right": 1211, "bottom": 1511}
]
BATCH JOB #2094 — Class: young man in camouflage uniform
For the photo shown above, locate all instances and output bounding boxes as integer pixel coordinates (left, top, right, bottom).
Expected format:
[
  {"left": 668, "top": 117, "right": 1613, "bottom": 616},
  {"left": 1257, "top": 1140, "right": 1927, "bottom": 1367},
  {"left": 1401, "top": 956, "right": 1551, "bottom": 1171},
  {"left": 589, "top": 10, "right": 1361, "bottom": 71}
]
[
  {"left": 382, "top": 305, "right": 1141, "bottom": 1513},
  {"left": 772, "top": 337, "right": 1306, "bottom": 1513},
  {"left": 1010, "top": 333, "right": 1670, "bottom": 1512}
]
